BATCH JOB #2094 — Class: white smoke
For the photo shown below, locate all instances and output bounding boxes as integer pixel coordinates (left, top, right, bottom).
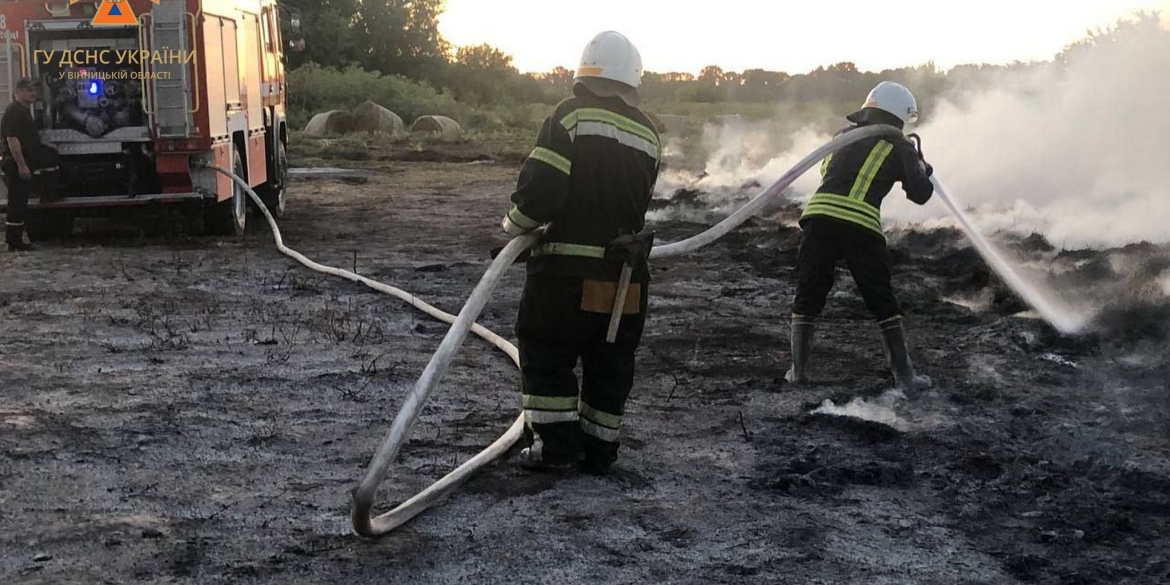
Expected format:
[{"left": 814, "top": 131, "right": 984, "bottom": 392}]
[
  {"left": 811, "top": 390, "right": 913, "bottom": 431},
  {"left": 653, "top": 121, "right": 833, "bottom": 220},
  {"left": 888, "top": 21, "right": 1170, "bottom": 248},
  {"left": 663, "top": 15, "right": 1170, "bottom": 250},
  {"left": 699, "top": 124, "right": 831, "bottom": 196}
]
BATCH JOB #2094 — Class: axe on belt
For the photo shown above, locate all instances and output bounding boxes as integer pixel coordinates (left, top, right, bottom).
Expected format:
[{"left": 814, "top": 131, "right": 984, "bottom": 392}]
[{"left": 603, "top": 230, "right": 655, "bottom": 343}]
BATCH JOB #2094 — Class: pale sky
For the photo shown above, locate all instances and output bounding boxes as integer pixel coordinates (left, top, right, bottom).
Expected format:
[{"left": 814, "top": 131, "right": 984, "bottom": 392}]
[{"left": 440, "top": 0, "right": 1170, "bottom": 74}]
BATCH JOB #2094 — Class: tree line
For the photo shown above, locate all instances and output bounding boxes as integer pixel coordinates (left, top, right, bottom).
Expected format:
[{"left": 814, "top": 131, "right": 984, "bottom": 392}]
[{"left": 279, "top": 3, "right": 1163, "bottom": 123}]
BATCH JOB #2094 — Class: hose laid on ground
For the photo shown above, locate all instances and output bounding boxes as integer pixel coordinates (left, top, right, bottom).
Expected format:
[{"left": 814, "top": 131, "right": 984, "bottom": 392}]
[
  {"left": 204, "top": 163, "right": 536, "bottom": 534},
  {"left": 349, "top": 234, "right": 536, "bottom": 536},
  {"left": 209, "top": 122, "right": 1069, "bottom": 539}
]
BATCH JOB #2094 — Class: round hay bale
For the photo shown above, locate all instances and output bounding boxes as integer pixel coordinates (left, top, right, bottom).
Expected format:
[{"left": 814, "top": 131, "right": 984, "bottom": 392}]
[
  {"left": 352, "top": 101, "right": 404, "bottom": 135},
  {"left": 410, "top": 115, "right": 462, "bottom": 136},
  {"left": 304, "top": 110, "right": 355, "bottom": 137},
  {"left": 656, "top": 114, "right": 688, "bottom": 136},
  {"left": 707, "top": 114, "right": 745, "bottom": 131}
]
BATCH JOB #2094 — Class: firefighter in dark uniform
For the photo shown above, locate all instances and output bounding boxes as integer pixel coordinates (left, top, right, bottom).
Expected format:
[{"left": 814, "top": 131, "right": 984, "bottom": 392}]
[
  {"left": 786, "top": 81, "right": 934, "bottom": 391},
  {"left": 2, "top": 77, "right": 58, "bottom": 251},
  {"left": 501, "top": 31, "right": 660, "bottom": 474}
]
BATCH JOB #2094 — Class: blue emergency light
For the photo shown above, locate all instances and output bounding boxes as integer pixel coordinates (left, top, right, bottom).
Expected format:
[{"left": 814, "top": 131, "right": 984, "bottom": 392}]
[{"left": 88, "top": 80, "right": 101, "bottom": 95}]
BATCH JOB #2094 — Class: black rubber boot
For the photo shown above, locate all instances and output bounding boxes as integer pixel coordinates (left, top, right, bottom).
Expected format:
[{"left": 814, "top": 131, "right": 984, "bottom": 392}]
[
  {"left": 881, "top": 321, "right": 931, "bottom": 391},
  {"left": 784, "top": 318, "right": 816, "bottom": 384},
  {"left": 580, "top": 434, "right": 618, "bottom": 476},
  {"left": 6, "top": 225, "right": 32, "bottom": 252},
  {"left": 518, "top": 445, "right": 576, "bottom": 474},
  {"left": 516, "top": 427, "right": 578, "bottom": 474}
]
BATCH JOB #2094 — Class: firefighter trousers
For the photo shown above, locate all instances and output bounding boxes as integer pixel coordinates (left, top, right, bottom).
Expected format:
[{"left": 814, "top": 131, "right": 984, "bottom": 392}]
[
  {"left": 516, "top": 274, "right": 647, "bottom": 467},
  {"left": 3, "top": 165, "right": 30, "bottom": 246},
  {"left": 792, "top": 218, "right": 902, "bottom": 322}
]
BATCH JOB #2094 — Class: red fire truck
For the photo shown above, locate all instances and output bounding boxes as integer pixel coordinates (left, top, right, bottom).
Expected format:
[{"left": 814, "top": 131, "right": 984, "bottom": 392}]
[{"left": 0, "top": 0, "right": 294, "bottom": 237}]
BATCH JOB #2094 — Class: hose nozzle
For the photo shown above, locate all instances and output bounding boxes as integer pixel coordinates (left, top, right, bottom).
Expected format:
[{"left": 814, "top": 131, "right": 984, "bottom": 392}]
[{"left": 906, "top": 133, "right": 924, "bottom": 160}]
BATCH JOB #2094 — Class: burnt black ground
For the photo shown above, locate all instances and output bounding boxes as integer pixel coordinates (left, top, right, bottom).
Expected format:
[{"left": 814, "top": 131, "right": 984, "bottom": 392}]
[{"left": 1, "top": 162, "right": 1168, "bottom": 584}]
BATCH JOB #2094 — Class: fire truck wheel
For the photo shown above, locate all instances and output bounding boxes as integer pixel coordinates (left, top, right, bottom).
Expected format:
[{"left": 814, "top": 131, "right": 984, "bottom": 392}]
[
  {"left": 256, "top": 142, "right": 287, "bottom": 219},
  {"left": 207, "top": 151, "right": 248, "bottom": 236}
]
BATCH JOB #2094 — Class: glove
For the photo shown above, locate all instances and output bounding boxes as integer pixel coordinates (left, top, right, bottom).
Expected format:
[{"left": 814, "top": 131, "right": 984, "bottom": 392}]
[
  {"left": 923, "top": 162, "right": 934, "bottom": 177},
  {"left": 501, "top": 215, "right": 528, "bottom": 237}
]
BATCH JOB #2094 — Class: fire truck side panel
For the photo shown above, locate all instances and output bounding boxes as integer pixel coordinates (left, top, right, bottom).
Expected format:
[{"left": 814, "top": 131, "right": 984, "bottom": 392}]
[
  {"left": 199, "top": 15, "right": 227, "bottom": 139},
  {"left": 196, "top": 13, "right": 235, "bottom": 203},
  {"left": 156, "top": 152, "right": 189, "bottom": 192},
  {"left": 212, "top": 140, "right": 231, "bottom": 198},
  {"left": 255, "top": 2, "right": 285, "bottom": 191},
  {"left": 245, "top": 132, "right": 264, "bottom": 181},
  {"left": 258, "top": 4, "right": 281, "bottom": 108},
  {"left": 239, "top": 9, "right": 266, "bottom": 187},
  {"left": 221, "top": 19, "right": 239, "bottom": 109},
  {"left": 240, "top": 12, "right": 262, "bottom": 127}
]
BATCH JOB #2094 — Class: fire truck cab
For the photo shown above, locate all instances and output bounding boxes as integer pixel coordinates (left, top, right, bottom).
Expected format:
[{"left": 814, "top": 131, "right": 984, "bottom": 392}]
[{"left": 0, "top": 0, "right": 292, "bottom": 237}]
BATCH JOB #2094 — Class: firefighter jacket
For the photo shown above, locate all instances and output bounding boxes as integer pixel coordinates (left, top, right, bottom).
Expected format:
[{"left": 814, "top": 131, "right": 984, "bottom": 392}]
[
  {"left": 801, "top": 120, "right": 933, "bottom": 241},
  {"left": 505, "top": 88, "right": 661, "bottom": 284}
]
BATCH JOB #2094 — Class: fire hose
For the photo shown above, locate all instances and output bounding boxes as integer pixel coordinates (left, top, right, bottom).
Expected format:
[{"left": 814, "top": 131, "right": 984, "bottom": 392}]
[{"left": 202, "top": 122, "right": 1074, "bottom": 539}]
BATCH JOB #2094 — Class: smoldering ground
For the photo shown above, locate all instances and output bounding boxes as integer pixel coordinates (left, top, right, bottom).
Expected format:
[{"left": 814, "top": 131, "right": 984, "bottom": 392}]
[{"left": 5, "top": 157, "right": 1168, "bottom": 584}]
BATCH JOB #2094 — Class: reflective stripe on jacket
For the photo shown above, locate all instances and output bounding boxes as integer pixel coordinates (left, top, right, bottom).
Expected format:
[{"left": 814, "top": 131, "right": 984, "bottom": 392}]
[
  {"left": 800, "top": 124, "right": 933, "bottom": 239},
  {"left": 506, "top": 86, "right": 661, "bottom": 282}
]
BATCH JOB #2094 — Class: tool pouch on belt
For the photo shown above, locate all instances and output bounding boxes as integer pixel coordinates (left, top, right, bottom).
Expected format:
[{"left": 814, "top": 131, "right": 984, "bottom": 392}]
[
  {"left": 581, "top": 280, "right": 641, "bottom": 314},
  {"left": 579, "top": 229, "right": 655, "bottom": 315}
]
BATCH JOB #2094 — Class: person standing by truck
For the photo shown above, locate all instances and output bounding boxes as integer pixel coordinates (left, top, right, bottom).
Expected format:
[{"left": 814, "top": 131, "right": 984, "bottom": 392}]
[{"left": 2, "top": 77, "right": 58, "bottom": 251}]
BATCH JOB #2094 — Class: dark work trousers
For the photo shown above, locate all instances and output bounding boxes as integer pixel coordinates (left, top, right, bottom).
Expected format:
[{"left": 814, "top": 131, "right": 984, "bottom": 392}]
[
  {"left": 792, "top": 218, "right": 902, "bottom": 322},
  {"left": 516, "top": 274, "right": 648, "bottom": 467},
  {"left": 3, "top": 165, "right": 30, "bottom": 246}
]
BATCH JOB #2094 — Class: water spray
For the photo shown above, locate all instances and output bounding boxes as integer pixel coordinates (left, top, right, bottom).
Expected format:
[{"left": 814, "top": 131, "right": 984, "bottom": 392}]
[{"left": 930, "top": 176, "right": 1087, "bottom": 335}]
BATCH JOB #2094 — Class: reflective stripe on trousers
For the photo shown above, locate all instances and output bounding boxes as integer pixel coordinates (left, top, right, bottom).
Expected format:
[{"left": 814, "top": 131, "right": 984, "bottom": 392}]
[
  {"left": 579, "top": 401, "right": 621, "bottom": 442},
  {"left": 523, "top": 394, "right": 579, "bottom": 425}
]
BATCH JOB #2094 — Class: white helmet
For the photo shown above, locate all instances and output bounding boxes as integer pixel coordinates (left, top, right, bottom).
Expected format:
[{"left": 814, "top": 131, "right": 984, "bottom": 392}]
[
  {"left": 852, "top": 81, "right": 919, "bottom": 125},
  {"left": 575, "top": 31, "right": 643, "bottom": 89}
]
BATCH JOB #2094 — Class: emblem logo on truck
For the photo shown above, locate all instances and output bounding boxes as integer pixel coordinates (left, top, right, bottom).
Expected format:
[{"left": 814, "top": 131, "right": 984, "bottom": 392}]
[{"left": 69, "top": 0, "right": 161, "bottom": 27}]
